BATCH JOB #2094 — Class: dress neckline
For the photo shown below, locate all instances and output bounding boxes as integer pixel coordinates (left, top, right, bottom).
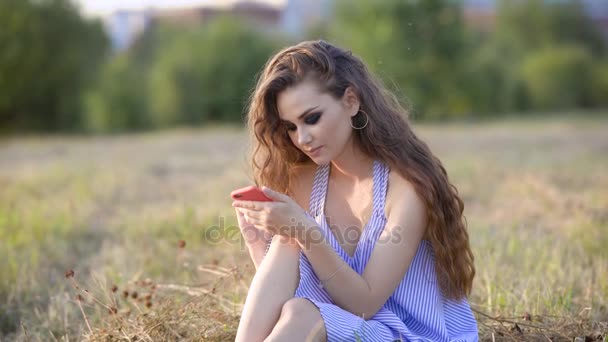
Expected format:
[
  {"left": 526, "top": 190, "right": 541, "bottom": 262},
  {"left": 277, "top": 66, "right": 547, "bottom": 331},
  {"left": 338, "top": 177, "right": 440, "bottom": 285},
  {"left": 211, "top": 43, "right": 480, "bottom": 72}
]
[{"left": 317, "top": 160, "right": 383, "bottom": 261}]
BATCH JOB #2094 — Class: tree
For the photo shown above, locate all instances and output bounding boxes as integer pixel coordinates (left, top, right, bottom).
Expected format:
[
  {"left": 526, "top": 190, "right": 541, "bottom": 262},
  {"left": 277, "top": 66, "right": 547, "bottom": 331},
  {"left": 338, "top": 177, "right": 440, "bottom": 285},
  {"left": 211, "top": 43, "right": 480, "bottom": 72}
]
[
  {"left": 0, "top": 0, "right": 109, "bottom": 132},
  {"left": 84, "top": 54, "right": 149, "bottom": 133},
  {"left": 475, "top": 0, "right": 608, "bottom": 112},
  {"left": 494, "top": 0, "right": 606, "bottom": 58},
  {"left": 328, "top": 0, "right": 471, "bottom": 119},
  {"left": 146, "top": 16, "right": 278, "bottom": 126}
]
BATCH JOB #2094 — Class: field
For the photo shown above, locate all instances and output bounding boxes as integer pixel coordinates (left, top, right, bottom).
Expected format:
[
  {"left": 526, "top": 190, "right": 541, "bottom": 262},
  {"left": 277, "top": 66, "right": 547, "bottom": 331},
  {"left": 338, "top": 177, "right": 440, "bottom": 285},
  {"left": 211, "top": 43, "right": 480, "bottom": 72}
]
[{"left": 1, "top": 113, "right": 607, "bottom": 341}]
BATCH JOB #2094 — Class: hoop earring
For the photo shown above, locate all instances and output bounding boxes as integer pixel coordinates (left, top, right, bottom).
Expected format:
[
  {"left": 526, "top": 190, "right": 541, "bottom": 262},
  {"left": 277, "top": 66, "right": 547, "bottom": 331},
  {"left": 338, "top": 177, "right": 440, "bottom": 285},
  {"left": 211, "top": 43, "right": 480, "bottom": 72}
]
[{"left": 350, "top": 109, "right": 369, "bottom": 130}]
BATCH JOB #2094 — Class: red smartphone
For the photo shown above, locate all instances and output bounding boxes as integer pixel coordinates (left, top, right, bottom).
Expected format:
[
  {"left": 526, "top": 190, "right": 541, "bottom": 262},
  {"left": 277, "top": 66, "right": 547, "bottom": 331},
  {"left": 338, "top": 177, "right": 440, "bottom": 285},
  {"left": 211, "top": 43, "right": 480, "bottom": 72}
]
[{"left": 231, "top": 185, "right": 273, "bottom": 202}]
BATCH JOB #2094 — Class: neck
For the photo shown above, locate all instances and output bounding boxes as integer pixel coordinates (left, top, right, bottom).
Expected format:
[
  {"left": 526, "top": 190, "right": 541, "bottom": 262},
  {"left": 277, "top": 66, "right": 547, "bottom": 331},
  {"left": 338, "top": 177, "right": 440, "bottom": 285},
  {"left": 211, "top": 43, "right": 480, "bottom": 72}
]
[{"left": 330, "top": 138, "right": 374, "bottom": 182}]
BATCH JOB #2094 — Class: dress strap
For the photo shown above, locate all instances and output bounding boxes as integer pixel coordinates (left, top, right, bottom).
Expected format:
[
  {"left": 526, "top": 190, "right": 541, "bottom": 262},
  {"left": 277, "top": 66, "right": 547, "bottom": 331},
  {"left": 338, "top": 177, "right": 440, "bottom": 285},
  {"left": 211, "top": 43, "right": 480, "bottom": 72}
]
[
  {"left": 308, "top": 163, "right": 330, "bottom": 217},
  {"left": 372, "top": 160, "right": 389, "bottom": 214},
  {"left": 353, "top": 160, "right": 390, "bottom": 272},
  {"left": 308, "top": 161, "right": 388, "bottom": 217}
]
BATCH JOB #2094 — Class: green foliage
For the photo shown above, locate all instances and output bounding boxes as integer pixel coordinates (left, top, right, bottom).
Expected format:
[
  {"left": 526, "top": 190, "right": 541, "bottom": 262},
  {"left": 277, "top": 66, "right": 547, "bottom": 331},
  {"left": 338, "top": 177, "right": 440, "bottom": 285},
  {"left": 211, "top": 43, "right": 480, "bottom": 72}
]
[
  {"left": 1, "top": 0, "right": 608, "bottom": 132},
  {"left": 84, "top": 54, "right": 149, "bottom": 133},
  {"left": 328, "top": 0, "right": 471, "bottom": 119},
  {"left": 463, "top": 42, "right": 527, "bottom": 115},
  {"left": 589, "top": 62, "right": 608, "bottom": 107},
  {"left": 474, "top": 0, "right": 607, "bottom": 113},
  {"left": 494, "top": 0, "right": 606, "bottom": 57},
  {"left": 323, "top": 0, "right": 607, "bottom": 119},
  {"left": 89, "top": 16, "right": 278, "bottom": 130},
  {"left": 521, "top": 46, "right": 594, "bottom": 110},
  {"left": 0, "top": 0, "right": 108, "bottom": 132}
]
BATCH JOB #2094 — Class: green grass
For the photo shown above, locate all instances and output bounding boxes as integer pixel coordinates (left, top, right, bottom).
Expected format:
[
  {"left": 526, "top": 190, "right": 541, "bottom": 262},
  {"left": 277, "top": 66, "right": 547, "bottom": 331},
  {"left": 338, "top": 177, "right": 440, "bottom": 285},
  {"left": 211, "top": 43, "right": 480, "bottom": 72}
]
[{"left": 1, "top": 113, "right": 606, "bottom": 341}]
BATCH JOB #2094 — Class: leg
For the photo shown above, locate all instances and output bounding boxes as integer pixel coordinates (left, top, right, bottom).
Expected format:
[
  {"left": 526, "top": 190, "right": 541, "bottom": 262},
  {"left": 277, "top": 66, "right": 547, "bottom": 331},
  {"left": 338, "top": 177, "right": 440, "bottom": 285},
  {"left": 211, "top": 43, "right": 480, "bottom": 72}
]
[
  {"left": 235, "top": 236, "right": 301, "bottom": 342},
  {"left": 265, "top": 298, "right": 327, "bottom": 342}
]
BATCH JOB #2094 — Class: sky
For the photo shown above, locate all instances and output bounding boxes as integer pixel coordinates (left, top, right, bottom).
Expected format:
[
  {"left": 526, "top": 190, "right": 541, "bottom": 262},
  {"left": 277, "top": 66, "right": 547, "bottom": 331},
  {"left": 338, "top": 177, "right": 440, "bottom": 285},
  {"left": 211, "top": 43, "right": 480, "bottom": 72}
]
[{"left": 75, "top": 0, "right": 286, "bottom": 17}]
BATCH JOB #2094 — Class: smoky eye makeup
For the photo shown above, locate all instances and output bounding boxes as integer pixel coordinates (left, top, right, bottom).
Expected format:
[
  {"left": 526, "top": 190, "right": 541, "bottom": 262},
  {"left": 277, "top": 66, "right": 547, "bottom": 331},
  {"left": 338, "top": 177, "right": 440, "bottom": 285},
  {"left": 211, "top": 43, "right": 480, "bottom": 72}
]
[
  {"left": 304, "top": 112, "right": 322, "bottom": 124},
  {"left": 283, "top": 112, "right": 323, "bottom": 131}
]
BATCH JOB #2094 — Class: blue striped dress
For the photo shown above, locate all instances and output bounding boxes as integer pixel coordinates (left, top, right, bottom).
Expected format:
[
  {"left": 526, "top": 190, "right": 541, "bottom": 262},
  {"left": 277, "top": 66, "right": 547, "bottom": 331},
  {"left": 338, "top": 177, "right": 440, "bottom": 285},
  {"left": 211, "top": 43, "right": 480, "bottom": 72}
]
[{"left": 282, "top": 159, "right": 479, "bottom": 341}]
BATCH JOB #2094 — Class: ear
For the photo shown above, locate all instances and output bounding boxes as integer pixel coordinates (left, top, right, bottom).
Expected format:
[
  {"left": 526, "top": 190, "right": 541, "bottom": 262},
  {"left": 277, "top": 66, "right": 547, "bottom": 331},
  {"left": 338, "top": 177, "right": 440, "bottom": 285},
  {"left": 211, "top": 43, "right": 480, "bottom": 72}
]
[{"left": 342, "top": 86, "right": 360, "bottom": 117}]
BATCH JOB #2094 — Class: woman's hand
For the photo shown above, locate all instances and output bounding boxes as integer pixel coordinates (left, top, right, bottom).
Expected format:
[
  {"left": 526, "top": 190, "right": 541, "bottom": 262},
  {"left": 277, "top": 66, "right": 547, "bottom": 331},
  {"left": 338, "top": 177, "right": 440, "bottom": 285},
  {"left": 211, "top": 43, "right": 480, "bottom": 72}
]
[
  {"left": 235, "top": 207, "right": 272, "bottom": 270},
  {"left": 232, "top": 186, "right": 316, "bottom": 242},
  {"left": 235, "top": 208, "right": 272, "bottom": 245}
]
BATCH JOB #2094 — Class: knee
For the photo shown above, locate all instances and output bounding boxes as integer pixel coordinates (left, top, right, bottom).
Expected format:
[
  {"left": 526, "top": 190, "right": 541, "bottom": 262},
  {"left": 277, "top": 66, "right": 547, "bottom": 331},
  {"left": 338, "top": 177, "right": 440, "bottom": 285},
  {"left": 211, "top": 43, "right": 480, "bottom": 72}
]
[
  {"left": 272, "top": 298, "right": 327, "bottom": 342},
  {"left": 279, "top": 298, "right": 314, "bottom": 321}
]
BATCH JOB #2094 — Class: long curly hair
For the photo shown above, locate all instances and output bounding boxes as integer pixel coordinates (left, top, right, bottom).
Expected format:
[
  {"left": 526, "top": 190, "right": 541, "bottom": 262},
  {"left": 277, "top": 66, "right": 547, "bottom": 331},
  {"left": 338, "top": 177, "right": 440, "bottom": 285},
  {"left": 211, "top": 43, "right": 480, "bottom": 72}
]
[{"left": 244, "top": 40, "right": 475, "bottom": 300}]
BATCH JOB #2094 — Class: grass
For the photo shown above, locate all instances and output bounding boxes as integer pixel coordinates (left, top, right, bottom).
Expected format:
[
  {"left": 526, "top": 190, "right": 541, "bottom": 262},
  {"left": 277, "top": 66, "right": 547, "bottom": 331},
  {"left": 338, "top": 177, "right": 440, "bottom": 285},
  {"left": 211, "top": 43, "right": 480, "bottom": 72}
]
[{"left": 0, "top": 113, "right": 606, "bottom": 341}]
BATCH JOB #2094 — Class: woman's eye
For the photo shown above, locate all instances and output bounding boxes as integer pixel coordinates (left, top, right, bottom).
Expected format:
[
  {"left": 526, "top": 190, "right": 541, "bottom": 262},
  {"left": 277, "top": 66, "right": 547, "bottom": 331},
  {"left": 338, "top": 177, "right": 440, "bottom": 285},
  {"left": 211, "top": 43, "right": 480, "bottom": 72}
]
[
  {"left": 305, "top": 113, "right": 321, "bottom": 125},
  {"left": 284, "top": 112, "right": 321, "bottom": 132}
]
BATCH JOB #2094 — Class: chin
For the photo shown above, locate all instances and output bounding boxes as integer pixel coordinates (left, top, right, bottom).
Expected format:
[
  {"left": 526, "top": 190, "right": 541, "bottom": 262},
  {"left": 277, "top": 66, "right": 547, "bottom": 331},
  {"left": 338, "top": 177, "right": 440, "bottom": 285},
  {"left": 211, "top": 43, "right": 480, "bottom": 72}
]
[{"left": 310, "top": 154, "right": 331, "bottom": 165}]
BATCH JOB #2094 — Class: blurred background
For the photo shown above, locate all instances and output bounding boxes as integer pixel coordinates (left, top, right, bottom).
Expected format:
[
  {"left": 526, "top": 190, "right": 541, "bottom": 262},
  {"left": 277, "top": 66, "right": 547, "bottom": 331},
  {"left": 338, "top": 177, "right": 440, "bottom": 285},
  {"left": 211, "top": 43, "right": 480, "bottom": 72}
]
[
  {"left": 1, "top": 0, "right": 607, "bottom": 132},
  {"left": 0, "top": 0, "right": 607, "bottom": 340}
]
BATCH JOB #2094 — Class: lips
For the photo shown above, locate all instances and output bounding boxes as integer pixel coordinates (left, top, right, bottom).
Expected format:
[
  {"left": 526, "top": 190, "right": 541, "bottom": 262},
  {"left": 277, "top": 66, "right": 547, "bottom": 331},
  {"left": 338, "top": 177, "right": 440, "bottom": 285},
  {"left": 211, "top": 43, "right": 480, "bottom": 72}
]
[{"left": 305, "top": 146, "right": 323, "bottom": 154}]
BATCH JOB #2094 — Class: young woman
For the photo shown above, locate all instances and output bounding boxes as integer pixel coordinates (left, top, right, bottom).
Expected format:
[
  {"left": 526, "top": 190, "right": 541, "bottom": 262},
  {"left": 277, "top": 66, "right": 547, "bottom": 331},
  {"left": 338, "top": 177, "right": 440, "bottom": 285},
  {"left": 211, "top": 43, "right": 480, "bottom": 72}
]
[{"left": 232, "top": 40, "right": 478, "bottom": 341}]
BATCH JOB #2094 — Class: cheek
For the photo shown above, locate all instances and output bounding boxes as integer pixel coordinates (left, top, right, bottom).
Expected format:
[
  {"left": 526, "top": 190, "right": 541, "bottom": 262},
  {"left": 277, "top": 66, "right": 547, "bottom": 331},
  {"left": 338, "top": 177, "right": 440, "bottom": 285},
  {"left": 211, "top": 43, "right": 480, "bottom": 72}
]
[
  {"left": 322, "top": 115, "right": 352, "bottom": 153},
  {"left": 330, "top": 115, "right": 352, "bottom": 139},
  {"left": 287, "top": 130, "right": 308, "bottom": 151},
  {"left": 321, "top": 111, "right": 346, "bottom": 133},
  {"left": 287, "top": 132, "right": 297, "bottom": 146}
]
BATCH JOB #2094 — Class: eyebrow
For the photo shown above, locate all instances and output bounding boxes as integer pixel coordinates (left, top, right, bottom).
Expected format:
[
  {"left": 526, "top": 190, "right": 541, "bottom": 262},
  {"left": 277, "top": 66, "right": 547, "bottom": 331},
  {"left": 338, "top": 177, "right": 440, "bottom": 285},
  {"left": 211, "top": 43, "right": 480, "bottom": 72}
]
[{"left": 281, "top": 106, "right": 319, "bottom": 123}]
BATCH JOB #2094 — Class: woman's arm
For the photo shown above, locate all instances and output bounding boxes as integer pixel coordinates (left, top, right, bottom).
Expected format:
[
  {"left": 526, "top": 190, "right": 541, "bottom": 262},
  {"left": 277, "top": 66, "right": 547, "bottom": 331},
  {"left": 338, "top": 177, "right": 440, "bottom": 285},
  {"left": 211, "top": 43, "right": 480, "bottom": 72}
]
[
  {"left": 297, "top": 179, "right": 427, "bottom": 318},
  {"left": 235, "top": 208, "right": 272, "bottom": 270}
]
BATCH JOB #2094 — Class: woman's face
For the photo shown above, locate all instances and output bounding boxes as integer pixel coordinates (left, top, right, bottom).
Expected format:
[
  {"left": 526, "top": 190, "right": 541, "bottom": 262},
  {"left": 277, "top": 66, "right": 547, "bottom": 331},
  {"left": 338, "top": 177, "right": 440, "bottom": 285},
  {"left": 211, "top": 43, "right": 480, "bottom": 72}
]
[{"left": 276, "top": 79, "right": 359, "bottom": 165}]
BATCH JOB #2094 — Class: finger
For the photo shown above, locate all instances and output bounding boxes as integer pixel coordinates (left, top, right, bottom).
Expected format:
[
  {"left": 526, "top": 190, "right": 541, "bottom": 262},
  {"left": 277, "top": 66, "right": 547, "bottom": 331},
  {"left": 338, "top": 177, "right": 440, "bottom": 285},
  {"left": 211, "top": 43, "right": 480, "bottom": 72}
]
[
  {"left": 242, "top": 210, "right": 262, "bottom": 221},
  {"left": 253, "top": 224, "right": 268, "bottom": 232},
  {"left": 261, "top": 186, "right": 291, "bottom": 203},
  {"left": 235, "top": 207, "right": 245, "bottom": 218},
  {"left": 253, "top": 224, "right": 276, "bottom": 235},
  {"left": 232, "top": 200, "right": 263, "bottom": 211},
  {"left": 236, "top": 209, "right": 254, "bottom": 227},
  {"left": 243, "top": 212, "right": 254, "bottom": 225}
]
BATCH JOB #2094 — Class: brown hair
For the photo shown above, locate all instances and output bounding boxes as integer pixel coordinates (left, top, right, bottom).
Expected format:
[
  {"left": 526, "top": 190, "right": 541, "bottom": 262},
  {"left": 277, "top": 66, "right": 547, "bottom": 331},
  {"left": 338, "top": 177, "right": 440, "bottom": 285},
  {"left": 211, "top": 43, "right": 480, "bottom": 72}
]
[{"left": 244, "top": 40, "right": 474, "bottom": 299}]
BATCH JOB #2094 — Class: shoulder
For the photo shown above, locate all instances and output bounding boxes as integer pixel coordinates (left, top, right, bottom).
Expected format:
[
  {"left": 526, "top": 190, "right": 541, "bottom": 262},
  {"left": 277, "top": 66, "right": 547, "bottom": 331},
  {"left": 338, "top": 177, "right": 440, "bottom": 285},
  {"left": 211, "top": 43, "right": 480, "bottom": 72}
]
[
  {"left": 288, "top": 162, "right": 318, "bottom": 212},
  {"left": 385, "top": 168, "right": 427, "bottom": 233}
]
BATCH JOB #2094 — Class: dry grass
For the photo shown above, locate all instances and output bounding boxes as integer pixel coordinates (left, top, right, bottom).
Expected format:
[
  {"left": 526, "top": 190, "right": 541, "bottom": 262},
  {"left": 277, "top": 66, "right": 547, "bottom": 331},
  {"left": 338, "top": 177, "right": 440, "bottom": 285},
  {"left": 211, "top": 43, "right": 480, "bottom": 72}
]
[{"left": 0, "top": 113, "right": 606, "bottom": 341}]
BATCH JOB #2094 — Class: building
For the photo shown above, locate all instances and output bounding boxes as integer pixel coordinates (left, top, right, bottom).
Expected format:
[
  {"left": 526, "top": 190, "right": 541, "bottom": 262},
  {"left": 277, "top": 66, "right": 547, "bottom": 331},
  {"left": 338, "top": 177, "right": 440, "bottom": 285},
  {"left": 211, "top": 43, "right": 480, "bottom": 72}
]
[
  {"left": 103, "top": 0, "right": 608, "bottom": 52},
  {"left": 280, "top": 0, "right": 333, "bottom": 38},
  {"left": 104, "top": 0, "right": 283, "bottom": 52},
  {"left": 105, "top": 9, "right": 151, "bottom": 51}
]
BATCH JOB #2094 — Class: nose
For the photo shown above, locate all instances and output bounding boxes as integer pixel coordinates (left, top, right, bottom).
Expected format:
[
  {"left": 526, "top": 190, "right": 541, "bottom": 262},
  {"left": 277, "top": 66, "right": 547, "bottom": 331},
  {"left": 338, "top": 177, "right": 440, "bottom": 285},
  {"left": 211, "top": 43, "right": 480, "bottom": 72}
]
[{"left": 297, "top": 127, "right": 312, "bottom": 147}]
